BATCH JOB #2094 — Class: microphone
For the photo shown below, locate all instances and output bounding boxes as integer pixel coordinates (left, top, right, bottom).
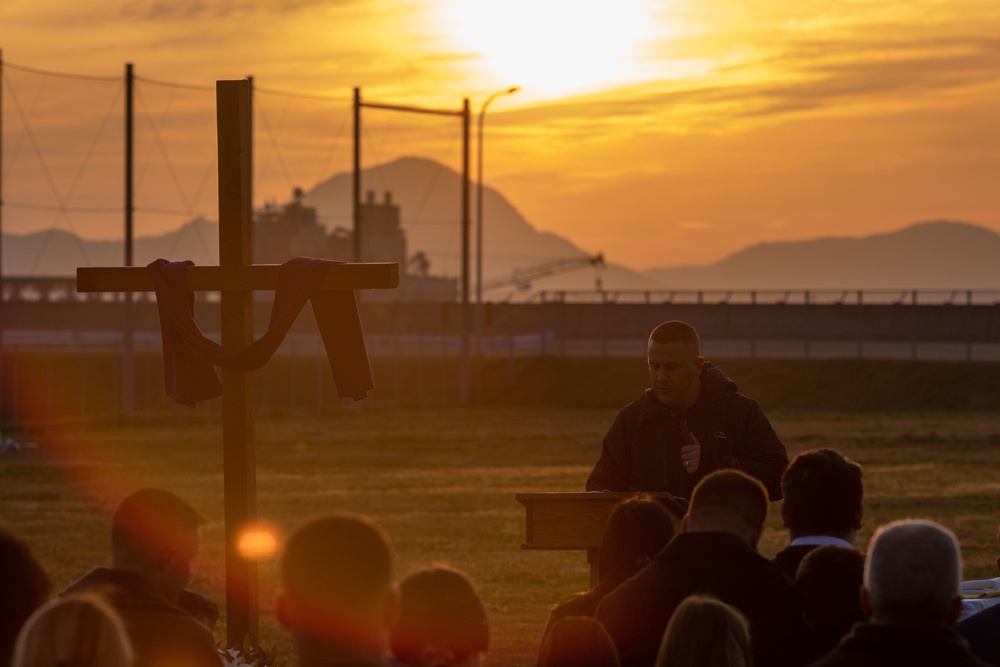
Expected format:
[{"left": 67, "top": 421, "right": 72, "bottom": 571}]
[
  {"left": 670, "top": 410, "right": 694, "bottom": 498},
  {"left": 671, "top": 409, "right": 695, "bottom": 447}
]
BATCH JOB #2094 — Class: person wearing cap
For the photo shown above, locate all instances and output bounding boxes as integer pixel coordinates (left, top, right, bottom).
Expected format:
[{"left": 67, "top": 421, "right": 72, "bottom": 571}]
[
  {"left": 62, "top": 488, "right": 221, "bottom": 667},
  {"left": 390, "top": 566, "right": 489, "bottom": 667},
  {"left": 586, "top": 320, "right": 789, "bottom": 500}
]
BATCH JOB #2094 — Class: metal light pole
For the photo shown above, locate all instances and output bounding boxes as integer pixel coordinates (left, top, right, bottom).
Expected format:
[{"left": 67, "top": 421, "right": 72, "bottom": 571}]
[{"left": 476, "top": 86, "right": 520, "bottom": 306}]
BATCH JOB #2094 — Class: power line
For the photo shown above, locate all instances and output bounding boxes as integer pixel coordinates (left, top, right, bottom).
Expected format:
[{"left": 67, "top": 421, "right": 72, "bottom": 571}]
[
  {"left": 2, "top": 60, "right": 120, "bottom": 82},
  {"left": 254, "top": 85, "right": 349, "bottom": 102},
  {"left": 133, "top": 75, "right": 213, "bottom": 92},
  {"left": 3, "top": 201, "right": 120, "bottom": 214},
  {"left": 134, "top": 206, "right": 217, "bottom": 217}
]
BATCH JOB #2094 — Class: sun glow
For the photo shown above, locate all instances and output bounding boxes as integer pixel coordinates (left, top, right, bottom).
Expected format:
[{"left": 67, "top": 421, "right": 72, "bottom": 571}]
[{"left": 440, "top": 0, "right": 661, "bottom": 97}]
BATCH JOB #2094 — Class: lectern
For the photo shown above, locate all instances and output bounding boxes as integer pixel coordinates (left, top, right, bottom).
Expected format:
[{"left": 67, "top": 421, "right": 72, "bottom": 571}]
[{"left": 515, "top": 492, "right": 687, "bottom": 587}]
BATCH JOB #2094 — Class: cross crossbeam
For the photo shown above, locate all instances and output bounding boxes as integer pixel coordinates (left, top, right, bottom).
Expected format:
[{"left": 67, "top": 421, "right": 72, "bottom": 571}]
[{"left": 77, "top": 262, "right": 398, "bottom": 293}]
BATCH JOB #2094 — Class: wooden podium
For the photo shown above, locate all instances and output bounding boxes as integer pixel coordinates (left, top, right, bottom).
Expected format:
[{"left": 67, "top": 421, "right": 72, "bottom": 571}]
[{"left": 515, "top": 492, "right": 687, "bottom": 587}]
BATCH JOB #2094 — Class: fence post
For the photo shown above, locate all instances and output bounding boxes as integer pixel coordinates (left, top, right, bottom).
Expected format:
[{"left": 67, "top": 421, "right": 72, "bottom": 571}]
[{"left": 966, "top": 292, "right": 974, "bottom": 362}]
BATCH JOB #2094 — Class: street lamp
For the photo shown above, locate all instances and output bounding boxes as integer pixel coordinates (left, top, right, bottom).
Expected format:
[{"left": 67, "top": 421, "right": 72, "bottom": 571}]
[{"left": 476, "top": 85, "right": 520, "bottom": 306}]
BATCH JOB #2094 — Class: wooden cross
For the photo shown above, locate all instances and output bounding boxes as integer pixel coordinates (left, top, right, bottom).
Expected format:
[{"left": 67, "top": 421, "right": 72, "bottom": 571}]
[{"left": 76, "top": 80, "right": 399, "bottom": 646}]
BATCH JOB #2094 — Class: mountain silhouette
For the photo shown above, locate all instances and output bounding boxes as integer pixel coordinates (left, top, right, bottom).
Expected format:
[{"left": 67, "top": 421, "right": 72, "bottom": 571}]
[
  {"left": 302, "top": 156, "right": 639, "bottom": 291},
  {"left": 0, "top": 217, "right": 219, "bottom": 276},
  {"left": 306, "top": 156, "right": 574, "bottom": 269},
  {"left": 643, "top": 220, "right": 1000, "bottom": 290},
  {"left": 3, "top": 155, "right": 998, "bottom": 294}
]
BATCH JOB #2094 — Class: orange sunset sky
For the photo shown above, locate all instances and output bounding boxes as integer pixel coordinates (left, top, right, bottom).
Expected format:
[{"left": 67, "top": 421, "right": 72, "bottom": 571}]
[{"left": 1, "top": 0, "right": 999, "bottom": 269}]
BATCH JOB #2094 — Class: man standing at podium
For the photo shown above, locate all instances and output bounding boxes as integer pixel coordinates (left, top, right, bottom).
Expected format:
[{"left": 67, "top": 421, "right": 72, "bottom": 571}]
[{"left": 586, "top": 320, "right": 789, "bottom": 500}]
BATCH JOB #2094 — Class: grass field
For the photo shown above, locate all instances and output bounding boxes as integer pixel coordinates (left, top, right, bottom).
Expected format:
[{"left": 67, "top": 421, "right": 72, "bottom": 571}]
[{"left": 3, "top": 406, "right": 1000, "bottom": 666}]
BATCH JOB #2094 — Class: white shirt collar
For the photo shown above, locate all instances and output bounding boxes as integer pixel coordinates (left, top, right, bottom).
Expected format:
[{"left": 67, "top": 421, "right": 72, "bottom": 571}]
[{"left": 789, "top": 535, "right": 854, "bottom": 549}]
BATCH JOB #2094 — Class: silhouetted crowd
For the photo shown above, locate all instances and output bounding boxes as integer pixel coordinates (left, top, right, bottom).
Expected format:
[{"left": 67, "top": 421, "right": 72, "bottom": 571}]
[{"left": 3, "top": 447, "right": 1000, "bottom": 667}]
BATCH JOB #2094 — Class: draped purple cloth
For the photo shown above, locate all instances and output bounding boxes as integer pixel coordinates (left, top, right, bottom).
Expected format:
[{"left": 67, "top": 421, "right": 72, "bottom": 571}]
[{"left": 147, "top": 257, "right": 374, "bottom": 408}]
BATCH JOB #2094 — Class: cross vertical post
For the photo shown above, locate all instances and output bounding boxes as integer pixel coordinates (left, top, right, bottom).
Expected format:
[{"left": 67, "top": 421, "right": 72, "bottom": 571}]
[
  {"left": 216, "top": 79, "right": 257, "bottom": 647},
  {"left": 122, "top": 63, "right": 135, "bottom": 422}
]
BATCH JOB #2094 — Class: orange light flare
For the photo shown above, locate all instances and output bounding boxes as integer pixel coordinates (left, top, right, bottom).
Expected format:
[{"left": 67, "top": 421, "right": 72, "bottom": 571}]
[{"left": 237, "top": 522, "right": 282, "bottom": 561}]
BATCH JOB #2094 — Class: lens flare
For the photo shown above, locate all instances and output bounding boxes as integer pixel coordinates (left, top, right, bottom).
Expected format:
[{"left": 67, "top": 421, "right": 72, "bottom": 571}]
[{"left": 237, "top": 524, "right": 279, "bottom": 560}]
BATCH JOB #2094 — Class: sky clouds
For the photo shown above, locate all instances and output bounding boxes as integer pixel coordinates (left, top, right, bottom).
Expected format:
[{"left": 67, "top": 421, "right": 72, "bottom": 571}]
[
  {"left": 115, "top": 0, "right": 357, "bottom": 22},
  {"left": 1, "top": 0, "right": 998, "bottom": 268}
]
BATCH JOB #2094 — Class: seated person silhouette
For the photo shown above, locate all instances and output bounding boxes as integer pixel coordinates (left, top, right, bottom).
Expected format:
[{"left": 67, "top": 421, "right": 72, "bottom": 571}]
[
  {"left": 654, "top": 595, "right": 752, "bottom": 667},
  {"left": 276, "top": 511, "right": 398, "bottom": 667},
  {"left": 390, "top": 565, "right": 489, "bottom": 667},
  {"left": 61, "top": 488, "right": 221, "bottom": 667},
  {"left": 12, "top": 594, "right": 133, "bottom": 667},
  {"left": 596, "top": 470, "right": 811, "bottom": 667},
  {"left": 810, "top": 519, "right": 990, "bottom": 667},
  {"left": 0, "top": 526, "right": 51, "bottom": 667},
  {"left": 542, "top": 494, "right": 675, "bottom": 644},
  {"left": 794, "top": 545, "right": 866, "bottom": 660},
  {"left": 773, "top": 449, "right": 864, "bottom": 577}
]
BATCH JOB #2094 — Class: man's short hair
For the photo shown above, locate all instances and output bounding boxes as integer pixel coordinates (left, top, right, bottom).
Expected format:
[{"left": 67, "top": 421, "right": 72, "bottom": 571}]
[
  {"left": 390, "top": 566, "right": 488, "bottom": 665},
  {"left": 111, "top": 489, "right": 207, "bottom": 559},
  {"left": 864, "top": 519, "right": 961, "bottom": 626},
  {"left": 280, "top": 512, "right": 393, "bottom": 619},
  {"left": 795, "top": 545, "right": 865, "bottom": 651},
  {"left": 649, "top": 320, "right": 701, "bottom": 355},
  {"left": 782, "top": 449, "right": 863, "bottom": 538},
  {"left": 689, "top": 470, "right": 769, "bottom": 532},
  {"left": 598, "top": 494, "right": 675, "bottom": 583},
  {"left": 656, "top": 595, "right": 751, "bottom": 667}
]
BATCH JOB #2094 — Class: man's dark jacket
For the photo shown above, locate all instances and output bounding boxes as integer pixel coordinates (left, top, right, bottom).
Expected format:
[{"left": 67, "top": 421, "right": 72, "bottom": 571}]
[
  {"left": 63, "top": 568, "right": 222, "bottom": 667},
  {"left": 596, "top": 531, "right": 812, "bottom": 667},
  {"left": 586, "top": 363, "right": 788, "bottom": 500},
  {"left": 808, "top": 623, "right": 991, "bottom": 667}
]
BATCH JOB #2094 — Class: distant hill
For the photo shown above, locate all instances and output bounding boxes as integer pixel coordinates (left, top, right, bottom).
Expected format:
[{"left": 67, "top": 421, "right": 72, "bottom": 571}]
[
  {"left": 642, "top": 221, "right": 1000, "bottom": 289},
  {"left": 0, "top": 217, "right": 219, "bottom": 276},
  {"left": 3, "top": 155, "right": 999, "bottom": 294},
  {"left": 302, "top": 156, "right": 653, "bottom": 292},
  {"left": 0, "top": 157, "right": 650, "bottom": 294}
]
